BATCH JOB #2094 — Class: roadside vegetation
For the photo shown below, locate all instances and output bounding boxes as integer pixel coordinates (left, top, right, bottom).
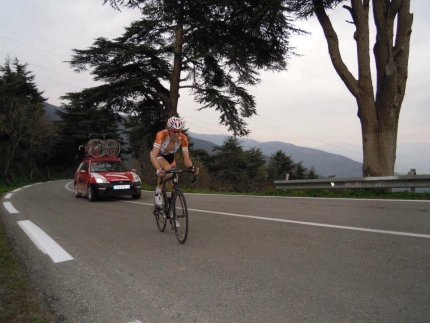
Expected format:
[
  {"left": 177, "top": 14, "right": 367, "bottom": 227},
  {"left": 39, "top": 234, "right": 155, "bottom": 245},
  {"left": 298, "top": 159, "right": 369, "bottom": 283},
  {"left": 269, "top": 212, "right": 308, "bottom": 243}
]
[{"left": 0, "top": 202, "right": 55, "bottom": 323}]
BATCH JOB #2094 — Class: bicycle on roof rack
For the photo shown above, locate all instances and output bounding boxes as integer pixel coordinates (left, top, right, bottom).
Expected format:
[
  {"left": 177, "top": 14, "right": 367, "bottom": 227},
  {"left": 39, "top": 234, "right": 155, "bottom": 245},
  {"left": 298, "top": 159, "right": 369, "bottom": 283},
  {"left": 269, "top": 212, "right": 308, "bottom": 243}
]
[
  {"left": 153, "top": 169, "right": 198, "bottom": 244},
  {"left": 80, "top": 135, "right": 121, "bottom": 157}
]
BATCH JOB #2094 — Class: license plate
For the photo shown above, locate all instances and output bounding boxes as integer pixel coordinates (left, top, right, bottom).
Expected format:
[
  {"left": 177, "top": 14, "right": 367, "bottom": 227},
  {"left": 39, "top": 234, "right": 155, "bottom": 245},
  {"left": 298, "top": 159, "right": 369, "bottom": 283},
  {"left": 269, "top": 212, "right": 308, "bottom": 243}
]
[{"left": 113, "top": 185, "right": 130, "bottom": 190}]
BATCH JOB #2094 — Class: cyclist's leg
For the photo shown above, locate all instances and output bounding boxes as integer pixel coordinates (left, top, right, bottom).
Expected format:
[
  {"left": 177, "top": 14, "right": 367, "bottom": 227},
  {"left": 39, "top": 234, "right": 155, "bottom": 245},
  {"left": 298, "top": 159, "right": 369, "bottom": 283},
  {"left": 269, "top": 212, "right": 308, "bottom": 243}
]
[
  {"left": 150, "top": 153, "right": 169, "bottom": 206},
  {"left": 150, "top": 153, "right": 175, "bottom": 190}
]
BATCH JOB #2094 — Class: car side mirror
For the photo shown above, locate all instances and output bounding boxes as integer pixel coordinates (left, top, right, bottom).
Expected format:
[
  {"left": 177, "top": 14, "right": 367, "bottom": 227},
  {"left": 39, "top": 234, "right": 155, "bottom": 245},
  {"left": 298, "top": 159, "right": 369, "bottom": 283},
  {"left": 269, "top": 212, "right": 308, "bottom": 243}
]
[
  {"left": 131, "top": 168, "right": 137, "bottom": 173},
  {"left": 80, "top": 169, "right": 87, "bottom": 174}
]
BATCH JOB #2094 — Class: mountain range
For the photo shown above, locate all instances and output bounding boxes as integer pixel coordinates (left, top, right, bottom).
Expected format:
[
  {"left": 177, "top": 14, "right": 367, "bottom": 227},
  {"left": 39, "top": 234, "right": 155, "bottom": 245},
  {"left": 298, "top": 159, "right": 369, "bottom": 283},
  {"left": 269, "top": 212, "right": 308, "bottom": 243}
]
[
  {"left": 188, "top": 132, "right": 363, "bottom": 178},
  {"left": 42, "top": 102, "right": 429, "bottom": 178},
  {"left": 188, "top": 132, "right": 430, "bottom": 177}
]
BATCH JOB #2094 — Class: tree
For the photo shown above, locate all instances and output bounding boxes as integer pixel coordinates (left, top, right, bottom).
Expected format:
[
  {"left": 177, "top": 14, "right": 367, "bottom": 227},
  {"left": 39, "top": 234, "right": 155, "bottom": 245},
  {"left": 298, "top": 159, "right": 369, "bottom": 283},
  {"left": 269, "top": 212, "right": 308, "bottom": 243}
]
[
  {"left": 206, "top": 137, "right": 268, "bottom": 192},
  {"left": 244, "top": 147, "right": 268, "bottom": 190},
  {"left": 0, "top": 58, "right": 49, "bottom": 180},
  {"left": 266, "top": 150, "right": 295, "bottom": 181},
  {"left": 306, "top": 166, "right": 319, "bottom": 179},
  {"left": 244, "top": 148, "right": 267, "bottom": 180},
  {"left": 189, "top": 148, "right": 211, "bottom": 165},
  {"left": 68, "top": 0, "right": 304, "bottom": 136},
  {"left": 288, "top": 0, "right": 413, "bottom": 177},
  {"left": 293, "top": 161, "right": 307, "bottom": 179},
  {"left": 55, "top": 92, "right": 124, "bottom": 164}
]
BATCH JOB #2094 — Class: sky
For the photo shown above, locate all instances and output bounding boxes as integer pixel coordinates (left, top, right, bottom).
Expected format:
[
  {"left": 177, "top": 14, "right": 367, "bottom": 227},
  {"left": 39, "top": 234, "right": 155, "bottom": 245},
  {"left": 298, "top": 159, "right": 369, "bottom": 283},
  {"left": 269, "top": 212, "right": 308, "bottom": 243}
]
[{"left": 1, "top": 0, "right": 429, "bottom": 156}]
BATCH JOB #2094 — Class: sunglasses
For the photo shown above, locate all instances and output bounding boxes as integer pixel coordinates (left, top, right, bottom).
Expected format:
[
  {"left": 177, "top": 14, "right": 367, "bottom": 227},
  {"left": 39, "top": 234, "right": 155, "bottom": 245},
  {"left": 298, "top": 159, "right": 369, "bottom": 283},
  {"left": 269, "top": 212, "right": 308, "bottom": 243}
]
[{"left": 170, "top": 129, "right": 181, "bottom": 134}]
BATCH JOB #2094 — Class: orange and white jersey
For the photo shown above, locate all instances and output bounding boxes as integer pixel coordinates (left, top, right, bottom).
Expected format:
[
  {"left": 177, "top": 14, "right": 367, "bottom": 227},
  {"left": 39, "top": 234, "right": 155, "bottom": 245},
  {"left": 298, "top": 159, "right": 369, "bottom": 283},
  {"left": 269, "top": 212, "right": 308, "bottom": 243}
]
[{"left": 153, "top": 129, "right": 189, "bottom": 156}]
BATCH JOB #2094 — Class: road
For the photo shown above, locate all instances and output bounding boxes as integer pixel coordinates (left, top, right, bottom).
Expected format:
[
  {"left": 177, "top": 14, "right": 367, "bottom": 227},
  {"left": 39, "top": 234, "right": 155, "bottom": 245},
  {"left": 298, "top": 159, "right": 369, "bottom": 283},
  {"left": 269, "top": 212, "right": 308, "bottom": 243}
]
[{"left": 1, "top": 179, "right": 430, "bottom": 322}]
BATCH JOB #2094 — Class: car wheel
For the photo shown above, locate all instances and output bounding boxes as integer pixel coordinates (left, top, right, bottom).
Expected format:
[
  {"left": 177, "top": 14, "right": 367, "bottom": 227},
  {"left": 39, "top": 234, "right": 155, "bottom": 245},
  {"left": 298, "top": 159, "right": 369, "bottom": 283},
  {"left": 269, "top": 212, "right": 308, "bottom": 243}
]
[
  {"left": 74, "top": 183, "right": 81, "bottom": 197},
  {"left": 132, "top": 193, "right": 141, "bottom": 199},
  {"left": 87, "top": 185, "right": 96, "bottom": 202}
]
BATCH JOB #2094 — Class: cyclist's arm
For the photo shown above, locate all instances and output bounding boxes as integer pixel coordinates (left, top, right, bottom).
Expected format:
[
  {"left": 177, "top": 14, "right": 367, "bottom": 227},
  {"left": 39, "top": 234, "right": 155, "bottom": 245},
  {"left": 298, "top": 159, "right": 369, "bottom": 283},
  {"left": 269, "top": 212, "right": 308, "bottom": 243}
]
[
  {"left": 150, "top": 145, "right": 163, "bottom": 170},
  {"left": 182, "top": 150, "right": 193, "bottom": 168}
]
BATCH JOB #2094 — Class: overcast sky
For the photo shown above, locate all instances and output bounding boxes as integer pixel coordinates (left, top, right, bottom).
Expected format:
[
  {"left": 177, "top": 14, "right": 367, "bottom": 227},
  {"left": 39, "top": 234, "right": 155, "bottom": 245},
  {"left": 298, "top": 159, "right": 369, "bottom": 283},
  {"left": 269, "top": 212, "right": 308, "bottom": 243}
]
[{"left": 1, "top": 0, "right": 429, "bottom": 154}]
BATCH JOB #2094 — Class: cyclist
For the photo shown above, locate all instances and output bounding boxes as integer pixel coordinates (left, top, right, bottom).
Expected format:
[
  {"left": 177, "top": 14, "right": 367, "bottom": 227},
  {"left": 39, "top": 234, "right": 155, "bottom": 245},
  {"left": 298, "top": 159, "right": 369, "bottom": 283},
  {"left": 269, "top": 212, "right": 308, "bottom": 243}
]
[{"left": 150, "top": 116, "right": 198, "bottom": 210}]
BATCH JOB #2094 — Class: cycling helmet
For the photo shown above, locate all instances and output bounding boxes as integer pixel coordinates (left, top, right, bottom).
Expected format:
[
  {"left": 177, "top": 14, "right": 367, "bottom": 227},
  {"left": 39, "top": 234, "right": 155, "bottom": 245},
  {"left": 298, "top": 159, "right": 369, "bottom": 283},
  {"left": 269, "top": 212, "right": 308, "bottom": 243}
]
[{"left": 167, "top": 116, "right": 185, "bottom": 130}]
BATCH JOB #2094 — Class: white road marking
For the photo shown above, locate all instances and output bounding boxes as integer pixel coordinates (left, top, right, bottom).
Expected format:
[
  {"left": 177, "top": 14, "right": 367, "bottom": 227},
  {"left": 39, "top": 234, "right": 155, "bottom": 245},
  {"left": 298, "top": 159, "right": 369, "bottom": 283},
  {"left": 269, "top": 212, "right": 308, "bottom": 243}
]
[
  {"left": 17, "top": 220, "right": 74, "bottom": 263},
  {"left": 65, "top": 181, "right": 74, "bottom": 192},
  {"left": 3, "top": 202, "right": 19, "bottom": 214},
  {"left": 5, "top": 193, "right": 12, "bottom": 199},
  {"left": 189, "top": 208, "right": 430, "bottom": 239},
  {"left": 125, "top": 199, "right": 430, "bottom": 239},
  {"left": 12, "top": 188, "right": 22, "bottom": 192}
]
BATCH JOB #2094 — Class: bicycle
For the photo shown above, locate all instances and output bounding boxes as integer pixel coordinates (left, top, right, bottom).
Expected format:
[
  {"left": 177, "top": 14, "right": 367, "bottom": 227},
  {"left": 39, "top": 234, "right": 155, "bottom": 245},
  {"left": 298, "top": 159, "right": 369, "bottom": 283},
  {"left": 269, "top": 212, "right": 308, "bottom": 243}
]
[
  {"left": 153, "top": 169, "right": 198, "bottom": 244},
  {"left": 84, "top": 137, "right": 121, "bottom": 157}
]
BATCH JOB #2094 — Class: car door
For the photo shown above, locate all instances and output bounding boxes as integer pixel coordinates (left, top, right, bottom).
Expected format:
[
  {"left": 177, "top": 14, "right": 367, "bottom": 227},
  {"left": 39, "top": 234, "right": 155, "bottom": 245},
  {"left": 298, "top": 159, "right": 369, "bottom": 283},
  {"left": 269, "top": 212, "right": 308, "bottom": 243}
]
[{"left": 77, "top": 161, "right": 89, "bottom": 194}]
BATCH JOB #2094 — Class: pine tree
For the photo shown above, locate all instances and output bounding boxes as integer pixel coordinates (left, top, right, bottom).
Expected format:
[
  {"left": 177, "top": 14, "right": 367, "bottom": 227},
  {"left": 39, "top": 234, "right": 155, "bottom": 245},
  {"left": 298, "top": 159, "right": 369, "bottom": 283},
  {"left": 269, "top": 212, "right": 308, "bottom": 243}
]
[
  {"left": 55, "top": 92, "right": 124, "bottom": 164},
  {"left": 266, "top": 150, "right": 295, "bottom": 181},
  {"left": 0, "top": 57, "right": 49, "bottom": 180},
  {"left": 68, "top": 0, "right": 304, "bottom": 137}
]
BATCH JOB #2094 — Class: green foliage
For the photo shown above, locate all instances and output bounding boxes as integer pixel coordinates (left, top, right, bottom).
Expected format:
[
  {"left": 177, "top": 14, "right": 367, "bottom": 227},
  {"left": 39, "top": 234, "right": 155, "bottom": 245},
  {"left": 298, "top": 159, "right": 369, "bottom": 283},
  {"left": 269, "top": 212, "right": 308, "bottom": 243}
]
[
  {"left": 54, "top": 93, "right": 125, "bottom": 165},
  {"left": 286, "top": 0, "right": 346, "bottom": 19},
  {"left": 68, "top": 0, "right": 305, "bottom": 137},
  {"left": 266, "top": 150, "right": 294, "bottom": 181},
  {"left": 306, "top": 166, "right": 319, "bottom": 179},
  {"left": 198, "top": 137, "right": 319, "bottom": 193},
  {"left": 0, "top": 57, "right": 55, "bottom": 183}
]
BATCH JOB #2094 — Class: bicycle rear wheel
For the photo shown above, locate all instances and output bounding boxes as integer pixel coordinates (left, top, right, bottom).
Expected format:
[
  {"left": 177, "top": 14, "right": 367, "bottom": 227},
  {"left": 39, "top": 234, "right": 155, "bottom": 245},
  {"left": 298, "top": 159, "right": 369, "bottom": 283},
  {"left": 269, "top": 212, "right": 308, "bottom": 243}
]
[
  {"left": 86, "top": 139, "right": 106, "bottom": 157},
  {"left": 154, "top": 208, "right": 166, "bottom": 232},
  {"left": 172, "top": 191, "right": 188, "bottom": 244}
]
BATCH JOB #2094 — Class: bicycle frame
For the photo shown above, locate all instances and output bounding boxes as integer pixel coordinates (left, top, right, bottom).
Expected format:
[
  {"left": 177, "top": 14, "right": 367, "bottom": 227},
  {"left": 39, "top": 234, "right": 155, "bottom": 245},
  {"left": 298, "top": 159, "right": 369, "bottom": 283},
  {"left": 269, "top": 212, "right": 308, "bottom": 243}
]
[
  {"left": 160, "top": 169, "right": 196, "bottom": 217},
  {"left": 154, "top": 169, "right": 197, "bottom": 244}
]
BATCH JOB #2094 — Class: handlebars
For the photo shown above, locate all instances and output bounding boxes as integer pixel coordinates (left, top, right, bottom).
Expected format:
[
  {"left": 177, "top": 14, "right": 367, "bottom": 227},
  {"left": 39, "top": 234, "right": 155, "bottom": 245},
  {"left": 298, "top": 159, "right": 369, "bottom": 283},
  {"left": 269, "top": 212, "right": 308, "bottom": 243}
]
[{"left": 158, "top": 168, "right": 198, "bottom": 185}]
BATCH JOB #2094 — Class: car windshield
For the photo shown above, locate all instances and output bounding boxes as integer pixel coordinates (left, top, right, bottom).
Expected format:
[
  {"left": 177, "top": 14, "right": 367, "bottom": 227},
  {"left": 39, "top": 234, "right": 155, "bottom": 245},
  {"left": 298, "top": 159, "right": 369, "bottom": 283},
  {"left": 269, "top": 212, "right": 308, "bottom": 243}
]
[{"left": 90, "top": 161, "right": 129, "bottom": 172}]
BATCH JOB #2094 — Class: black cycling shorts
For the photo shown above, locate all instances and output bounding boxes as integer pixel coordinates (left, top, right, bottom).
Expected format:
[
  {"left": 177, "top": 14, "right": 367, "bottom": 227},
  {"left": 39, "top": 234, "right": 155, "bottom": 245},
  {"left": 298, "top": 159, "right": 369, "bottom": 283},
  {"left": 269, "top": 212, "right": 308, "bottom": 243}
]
[{"left": 158, "top": 153, "right": 175, "bottom": 164}]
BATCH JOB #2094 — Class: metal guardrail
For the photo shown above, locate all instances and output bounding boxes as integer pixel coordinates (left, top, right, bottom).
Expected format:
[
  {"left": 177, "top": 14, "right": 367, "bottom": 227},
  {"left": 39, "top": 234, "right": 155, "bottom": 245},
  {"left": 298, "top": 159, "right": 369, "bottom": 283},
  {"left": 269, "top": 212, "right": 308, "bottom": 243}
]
[{"left": 274, "top": 174, "right": 430, "bottom": 190}]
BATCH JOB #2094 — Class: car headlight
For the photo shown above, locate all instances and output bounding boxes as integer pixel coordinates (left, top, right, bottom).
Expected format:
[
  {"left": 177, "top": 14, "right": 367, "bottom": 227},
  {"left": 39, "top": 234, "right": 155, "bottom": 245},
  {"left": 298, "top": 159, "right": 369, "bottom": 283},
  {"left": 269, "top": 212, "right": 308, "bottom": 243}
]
[
  {"left": 92, "top": 173, "right": 108, "bottom": 183},
  {"left": 132, "top": 172, "right": 141, "bottom": 183}
]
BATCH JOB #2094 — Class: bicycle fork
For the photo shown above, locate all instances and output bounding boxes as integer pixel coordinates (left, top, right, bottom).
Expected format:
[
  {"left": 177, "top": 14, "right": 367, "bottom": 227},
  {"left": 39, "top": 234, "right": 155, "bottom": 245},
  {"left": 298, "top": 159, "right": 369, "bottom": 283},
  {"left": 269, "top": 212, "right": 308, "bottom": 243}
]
[{"left": 166, "top": 196, "right": 176, "bottom": 230}]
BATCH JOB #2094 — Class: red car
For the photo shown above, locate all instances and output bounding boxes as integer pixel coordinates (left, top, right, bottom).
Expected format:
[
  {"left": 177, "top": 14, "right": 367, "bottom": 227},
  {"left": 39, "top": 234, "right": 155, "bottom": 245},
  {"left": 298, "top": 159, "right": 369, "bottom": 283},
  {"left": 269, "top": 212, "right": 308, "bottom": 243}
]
[{"left": 74, "top": 156, "right": 142, "bottom": 201}]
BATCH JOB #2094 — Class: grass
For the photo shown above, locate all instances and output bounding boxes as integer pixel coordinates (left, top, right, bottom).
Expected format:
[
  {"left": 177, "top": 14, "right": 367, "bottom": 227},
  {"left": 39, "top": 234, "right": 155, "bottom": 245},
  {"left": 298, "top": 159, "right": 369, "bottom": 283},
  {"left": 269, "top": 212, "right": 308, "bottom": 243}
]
[
  {"left": 0, "top": 218, "right": 55, "bottom": 323},
  {"left": 1, "top": 179, "right": 429, "bottom": 321},
  {"left": 1, "top": 179, "right": 57, "bottom": 322}
]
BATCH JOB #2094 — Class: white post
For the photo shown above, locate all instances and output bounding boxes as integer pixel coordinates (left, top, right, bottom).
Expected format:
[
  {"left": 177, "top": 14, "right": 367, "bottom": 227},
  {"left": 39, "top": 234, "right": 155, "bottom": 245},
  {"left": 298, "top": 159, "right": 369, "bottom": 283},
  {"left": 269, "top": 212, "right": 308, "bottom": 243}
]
[{"left": 407, "top": 169, "right": 416, "bottom": 193}]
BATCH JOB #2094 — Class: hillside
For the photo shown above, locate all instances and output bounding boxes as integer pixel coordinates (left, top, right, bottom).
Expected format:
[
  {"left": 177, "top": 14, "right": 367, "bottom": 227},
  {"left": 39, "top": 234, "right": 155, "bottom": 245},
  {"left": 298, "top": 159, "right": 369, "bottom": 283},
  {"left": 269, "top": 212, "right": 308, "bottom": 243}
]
[
  {"left": 43, "top": 102, "right": 62, "bottom": 121},
  {"left": 318, "top": 142, "right": 430, "bottom": 175},
  {"left": 188, "top": 132, "right": 363, "bottom": 178}
]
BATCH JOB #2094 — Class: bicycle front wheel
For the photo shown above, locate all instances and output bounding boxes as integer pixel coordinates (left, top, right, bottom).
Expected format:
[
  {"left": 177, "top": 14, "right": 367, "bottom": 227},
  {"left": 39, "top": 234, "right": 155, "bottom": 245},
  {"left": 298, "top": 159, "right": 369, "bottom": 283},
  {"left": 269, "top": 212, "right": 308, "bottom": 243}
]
[
  {"left": 154, "top": 208, "right": 166, "bottom": 232},
  {"left": 172, "top": 191, "right": 188, "bottom": 244},
  {"left": 154, "top": 194, "right": 167, "bottom": 232}
]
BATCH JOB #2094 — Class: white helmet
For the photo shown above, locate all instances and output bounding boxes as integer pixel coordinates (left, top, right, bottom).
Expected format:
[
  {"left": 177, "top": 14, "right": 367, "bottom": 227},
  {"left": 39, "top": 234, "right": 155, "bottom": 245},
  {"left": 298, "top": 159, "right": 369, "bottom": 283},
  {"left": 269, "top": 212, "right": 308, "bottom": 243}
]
[{"left": 167, "top": 116, "right": 185, "bottom": 130}]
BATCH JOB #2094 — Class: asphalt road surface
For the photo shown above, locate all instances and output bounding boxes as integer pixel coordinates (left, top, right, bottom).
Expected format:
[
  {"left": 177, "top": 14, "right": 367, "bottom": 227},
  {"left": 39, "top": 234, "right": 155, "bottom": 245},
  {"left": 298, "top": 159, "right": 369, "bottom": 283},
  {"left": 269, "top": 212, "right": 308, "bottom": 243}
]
[{"left": 1, "top": 179, "right": 430, "bottom": 323}]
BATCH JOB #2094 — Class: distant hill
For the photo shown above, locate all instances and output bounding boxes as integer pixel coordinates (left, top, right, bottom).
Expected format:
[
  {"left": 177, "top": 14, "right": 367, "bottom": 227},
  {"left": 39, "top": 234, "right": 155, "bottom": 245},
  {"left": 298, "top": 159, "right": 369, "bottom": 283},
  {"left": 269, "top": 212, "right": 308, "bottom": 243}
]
[
  {"left": 318, "top": 142, "right": 430, "bottom": 175},
  {"left": 188, "top": 132, "right": 363, "bottom": 178},
  {"left": 188, "top": 136, "right": 217, "bottom": 153},
  {"left": 43, "top": 102, "right": 63, "bottom": 121}
]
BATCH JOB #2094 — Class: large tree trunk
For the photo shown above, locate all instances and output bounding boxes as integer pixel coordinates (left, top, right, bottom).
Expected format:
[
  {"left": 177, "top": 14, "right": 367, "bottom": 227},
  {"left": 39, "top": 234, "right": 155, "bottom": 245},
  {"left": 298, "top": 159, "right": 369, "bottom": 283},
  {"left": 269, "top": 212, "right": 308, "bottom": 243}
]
[
  {"left": 312, "top": 0, "right": 413, "bottom": 177},
  {"left": 169, "top": 23, "right": 184, "bottom": 119}
]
